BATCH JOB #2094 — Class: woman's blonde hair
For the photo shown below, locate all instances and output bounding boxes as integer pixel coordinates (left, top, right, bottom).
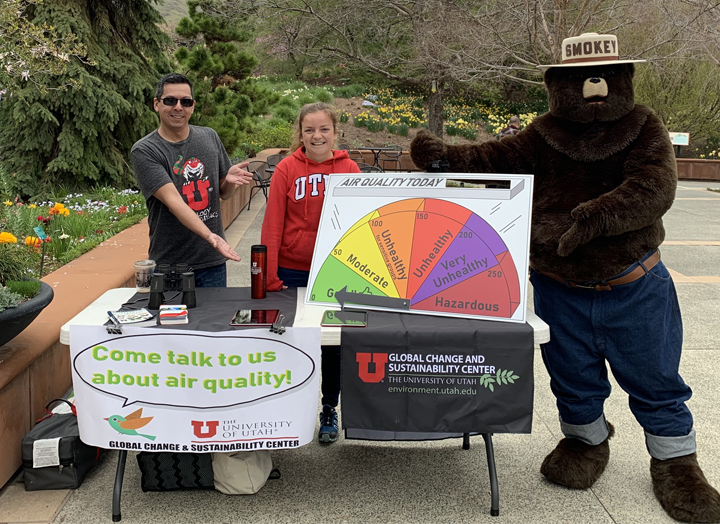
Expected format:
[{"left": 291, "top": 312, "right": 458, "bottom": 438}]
[{"left": 290, "top": 102, "right": 338, "bottom": 152}]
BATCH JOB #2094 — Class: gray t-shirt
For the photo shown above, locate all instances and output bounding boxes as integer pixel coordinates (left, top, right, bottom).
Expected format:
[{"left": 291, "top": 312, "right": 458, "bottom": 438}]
[{"left": 131, "top": 126, "right": 231, "bottom": 269}]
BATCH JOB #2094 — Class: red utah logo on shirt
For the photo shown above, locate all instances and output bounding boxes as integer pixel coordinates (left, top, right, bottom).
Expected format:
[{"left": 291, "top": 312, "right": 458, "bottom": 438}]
[{"left": 181, "top": 158, "right": 211, "bottom": 211}]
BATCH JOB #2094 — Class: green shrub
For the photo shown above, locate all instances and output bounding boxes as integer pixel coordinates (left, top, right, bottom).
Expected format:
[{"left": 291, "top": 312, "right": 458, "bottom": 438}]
[
  {"left": 314, "top": 89, "right": 334, "bottom": 104},
  {"left": 5, "top": 280, "right": 41, "bottom": 299},
  {"left": 297, "top": 92, "right": 316, "bottom": 105},
  {"left": 267, "top": 117, "right": 292, "bottom": 128},
  {"left": 397, "top": 123, "right": 410, "bottom": 136},
  {"left": 354, "top": 113, "right": 369, "bottom": 128},
  {"left": 366, "top": 119, "right": 385, "bottom": 133},
  {"left": 0, "top": 243, "right": 35, "bottom": 285},
  {"left": 339, "top": 111, "right": 350, "bottom": 124},
  {"left": 252, "top": 126, "right": 293, "bottom": 149},
  {"left": 274, "top": 105, "right": 298, "bottom": 123},
  {"left": 333, "top": 84, "right": 366, "bottom": 98},
  {"left": 0, "top": 287, "right": 24, "bottom": 312},
  {"left": 276, "top": 96, "right": 298, "bottom": 109}
]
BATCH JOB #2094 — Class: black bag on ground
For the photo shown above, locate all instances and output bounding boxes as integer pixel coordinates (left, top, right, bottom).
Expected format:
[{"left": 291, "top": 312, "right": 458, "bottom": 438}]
[
  {"left": 21, "top": 399, "right": 100, "bottom": 491},
  {"left": 136, "top": 452, "right": 214, "bottom": 492}
]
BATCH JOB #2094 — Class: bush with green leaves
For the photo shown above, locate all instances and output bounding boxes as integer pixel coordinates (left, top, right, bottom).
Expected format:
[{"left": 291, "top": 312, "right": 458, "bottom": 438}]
[
  {"left": 174, "top": 1, "right": 279, "bottom": 154},
  {"left": 5, "top": 280, "right": 41, "bottom": 299},
  {"left": 0, "top": 238, "right": 36, "bottom": 286},
  {"left": 232, "top": 125, "right": 293, "bottom": 159},
  {"left": 0, "top": 0, "right": 171, "bottom": 198},
  {"left": 0, "top": 287, "right": 25, "bottom": 312},
  {"left": 332, "top": 84, "right": 366, "bottom": 98}
]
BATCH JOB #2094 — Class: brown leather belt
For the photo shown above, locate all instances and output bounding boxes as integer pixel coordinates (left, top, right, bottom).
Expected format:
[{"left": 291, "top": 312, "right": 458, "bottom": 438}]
[{"left": 534, "top": 250, "right": 661, "bottom": 291}]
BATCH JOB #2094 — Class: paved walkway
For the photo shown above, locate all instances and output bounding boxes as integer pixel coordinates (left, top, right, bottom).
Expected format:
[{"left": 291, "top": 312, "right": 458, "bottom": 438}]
[{"left": 1, "top": 181, "right": 719, "bottom": 524}]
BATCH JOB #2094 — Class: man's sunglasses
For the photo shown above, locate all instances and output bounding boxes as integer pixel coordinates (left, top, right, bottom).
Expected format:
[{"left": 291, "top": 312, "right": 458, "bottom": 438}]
[{"left": 159, "top": 97, "right": 195, "bottom": 107}]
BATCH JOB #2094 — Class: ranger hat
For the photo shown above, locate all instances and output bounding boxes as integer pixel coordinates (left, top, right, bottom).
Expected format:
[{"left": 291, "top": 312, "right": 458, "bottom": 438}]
[{"left": 537, "top": 32, "right": 646, "bottom": 71}]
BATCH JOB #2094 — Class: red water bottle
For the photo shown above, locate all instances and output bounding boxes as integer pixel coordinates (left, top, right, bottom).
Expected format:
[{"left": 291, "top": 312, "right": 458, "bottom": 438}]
[{"left": 251, "top": 245, "right": 267, "bottom": 299}]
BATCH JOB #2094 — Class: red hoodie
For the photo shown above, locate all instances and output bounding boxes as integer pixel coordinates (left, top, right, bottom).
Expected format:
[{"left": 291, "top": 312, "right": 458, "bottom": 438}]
[{"left": 261, "top": 148, "right": 361, "bottom": 292}]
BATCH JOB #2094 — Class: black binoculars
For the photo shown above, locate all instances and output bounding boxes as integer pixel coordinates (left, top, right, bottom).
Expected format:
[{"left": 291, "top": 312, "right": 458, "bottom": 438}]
[{"left": 148, "top": 263, "right": 197, "bottom": 309}]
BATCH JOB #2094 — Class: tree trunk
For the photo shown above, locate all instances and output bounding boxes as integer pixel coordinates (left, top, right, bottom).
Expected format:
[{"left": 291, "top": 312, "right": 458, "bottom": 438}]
[{"left": 427, "top": 81, "right": 444, "bottom": 139}]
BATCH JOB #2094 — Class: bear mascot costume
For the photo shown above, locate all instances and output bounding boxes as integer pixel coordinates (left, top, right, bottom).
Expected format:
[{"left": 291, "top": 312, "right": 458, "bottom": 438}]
[{"left": 410, "top": 32, "right": 720, "bottom": 523}]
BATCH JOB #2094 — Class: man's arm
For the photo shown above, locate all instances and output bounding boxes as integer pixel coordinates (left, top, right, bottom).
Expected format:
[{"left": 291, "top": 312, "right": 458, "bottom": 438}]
[
  {"left": 153, "top": 183, "right": 241, "bottom": 261},
  {"left": 219, "top": 161, "right": 255, "bottom": 200}
]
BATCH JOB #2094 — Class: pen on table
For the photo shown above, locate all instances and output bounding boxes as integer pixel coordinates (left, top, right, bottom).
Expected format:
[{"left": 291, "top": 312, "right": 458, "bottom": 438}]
[{"left": 107, "top": 310, "right": 122, "bottom": 326}]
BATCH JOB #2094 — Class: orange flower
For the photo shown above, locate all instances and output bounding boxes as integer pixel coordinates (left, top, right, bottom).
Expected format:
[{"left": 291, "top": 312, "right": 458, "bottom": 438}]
[
  {"left": 0, "top": 232, "right": 18, "bottom": 243},
  {"left": 49, "top": 203, "right": 70, "bottom": 216},
  {"left": 25, "top": 236, "right": 41, "bottom": 247},
  {"left": 117, "top": 205, "right": 128, "bottom": 214}
]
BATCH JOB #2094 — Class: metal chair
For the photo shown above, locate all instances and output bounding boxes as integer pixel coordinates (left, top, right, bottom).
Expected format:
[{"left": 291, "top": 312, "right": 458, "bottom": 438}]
[
  {"left": 266, "top": 154, "right": 284, "bottom": 168},
  {"left": 246, "top": 161, "right": 271, "bottom": 210},
  {"left": 338, "top": 143, "right": 365, "bottom": 163},
  {"left": 355, "top": 162, "right": 385, "bottom": 173},
  {"left": 379, "top": 145, "right": 403, "bottom": 172}
]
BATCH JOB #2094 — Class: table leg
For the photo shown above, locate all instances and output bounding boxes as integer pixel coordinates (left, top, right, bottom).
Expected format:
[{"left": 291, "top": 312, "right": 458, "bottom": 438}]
[
  {"left": 373, "top": 151, "right": 381, "bottom": 167},
  {"left": 482, "top": 433, "right": 500, "bottom": 516},
  {"left": 462, "top": 432, "right": 471, "bottom": 450},
  {"left": 112, "top": 450, "right": 127, "bottom": 522}
]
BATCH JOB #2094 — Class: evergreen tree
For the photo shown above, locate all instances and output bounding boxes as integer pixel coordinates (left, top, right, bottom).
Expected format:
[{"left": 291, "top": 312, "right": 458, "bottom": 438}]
[
  {"left": 0, "top": 0, "right": 171, "bottom": 197},
  {"left": 174, "top": 0, "right": 278, "bottom": 156}
]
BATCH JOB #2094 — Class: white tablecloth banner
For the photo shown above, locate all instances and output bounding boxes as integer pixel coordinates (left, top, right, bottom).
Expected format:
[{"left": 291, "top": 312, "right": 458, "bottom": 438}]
[{"left": 70, "top": 325, "right": 321, "bottom": 452}]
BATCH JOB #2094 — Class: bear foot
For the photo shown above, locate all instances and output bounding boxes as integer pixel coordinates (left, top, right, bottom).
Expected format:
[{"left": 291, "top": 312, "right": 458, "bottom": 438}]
[
  {"left": 651, "top": 453, "right": 720, "bottom": 523},
  {"left": 540, "top": 422, "right": 614, "bottom": 489}
]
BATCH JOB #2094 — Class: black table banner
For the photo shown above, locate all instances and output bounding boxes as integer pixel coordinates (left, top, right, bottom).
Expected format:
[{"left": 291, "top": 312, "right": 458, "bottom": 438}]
[
  {"left": 123, "top": 287, "right": 298, "bottom": 332},
  {"left": 341, "top": 310, "right": 534, "bottom": 434}
]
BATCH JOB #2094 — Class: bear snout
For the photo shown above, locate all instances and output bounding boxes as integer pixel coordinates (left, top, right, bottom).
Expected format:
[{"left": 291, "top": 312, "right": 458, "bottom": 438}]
[{"left": 583, "top": 77, "right": 608, "bottom": 101}]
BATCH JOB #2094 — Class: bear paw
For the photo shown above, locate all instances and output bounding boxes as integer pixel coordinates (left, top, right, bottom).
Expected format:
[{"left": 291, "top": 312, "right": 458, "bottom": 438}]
[
  {"left": 651, "top": 453, "right": 720, "bottom": 523},
  {"left": 409, "top": 129, "right": 446, "bottom": 172},
  {"left": 541, "top": 422, "right": 614, "bottom": 489},
  {"left": 557, "top": 220, "right": 594, "bottom": 256}
]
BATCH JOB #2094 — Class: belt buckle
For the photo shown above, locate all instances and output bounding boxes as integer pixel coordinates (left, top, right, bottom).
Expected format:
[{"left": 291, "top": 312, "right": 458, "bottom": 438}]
[
  {"left": 574, "top": 283, "right": 597, "bottom": 290},
  {"left": 573, "top": 280, "right": 610, "bottom": 291}
]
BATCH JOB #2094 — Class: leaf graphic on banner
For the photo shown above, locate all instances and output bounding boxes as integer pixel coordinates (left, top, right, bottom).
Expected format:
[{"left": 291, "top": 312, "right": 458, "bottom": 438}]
[{"left": 479, "top": 369, "right": 518, "bottom": 390}]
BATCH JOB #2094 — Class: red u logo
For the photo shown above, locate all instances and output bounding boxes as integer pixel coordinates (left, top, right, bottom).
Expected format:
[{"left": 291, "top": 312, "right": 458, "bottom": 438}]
[
  {"left": 182, "top": 179, "right": 211, "bottom": 211},
  {"left": 191, "top": 420, "right": 219, "bottom": 438},
  {"left": 356, "top": 353, "right": 389, "bottom": 383}
]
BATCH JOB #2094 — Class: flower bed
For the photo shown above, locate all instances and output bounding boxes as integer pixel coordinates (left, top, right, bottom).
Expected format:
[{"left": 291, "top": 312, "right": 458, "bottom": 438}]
[
  {"left": 0, "top": 188, "right": 147, "bottom": 283},
  {"left": 351, "top": 88, "right": 540, "bottom": 141}
]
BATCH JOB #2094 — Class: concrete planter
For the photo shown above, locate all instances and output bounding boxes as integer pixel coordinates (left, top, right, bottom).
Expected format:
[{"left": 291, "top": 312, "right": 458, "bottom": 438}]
[{"left": 676, "top": 159, "right": 720, "bottom": 182}]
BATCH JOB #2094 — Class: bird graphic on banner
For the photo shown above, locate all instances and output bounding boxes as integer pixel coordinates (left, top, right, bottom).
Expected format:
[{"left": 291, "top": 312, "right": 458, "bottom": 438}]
[{"left": 105, "top": 408, "right": 156, "bottom": 440}]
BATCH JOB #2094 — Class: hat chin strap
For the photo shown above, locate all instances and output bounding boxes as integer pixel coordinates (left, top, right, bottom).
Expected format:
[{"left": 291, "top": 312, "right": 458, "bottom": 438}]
[{"left": 583, "top": 78, "right": 608, "bottom": 99}]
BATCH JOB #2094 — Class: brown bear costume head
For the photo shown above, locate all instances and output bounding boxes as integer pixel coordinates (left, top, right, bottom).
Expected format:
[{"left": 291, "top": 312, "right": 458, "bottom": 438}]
[{"left": 544, "top": 63, "right": 636, "bottom": 123}]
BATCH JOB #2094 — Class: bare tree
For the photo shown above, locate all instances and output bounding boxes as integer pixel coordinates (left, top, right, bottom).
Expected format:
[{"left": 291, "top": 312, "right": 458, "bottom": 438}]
[{"left": 222, "top": 0, "right": 720, "bottom": 138}]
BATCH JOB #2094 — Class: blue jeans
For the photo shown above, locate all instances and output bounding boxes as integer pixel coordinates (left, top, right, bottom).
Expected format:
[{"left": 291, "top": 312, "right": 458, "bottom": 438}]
[
  {"left": 193, "top": 263, "right": 227, "bottom": 288},
  {"left": 530, "top": 254, "right": 695, "bottom": 459},
  {"left": 277, "top": 266, "right": 309, "bottom": 288}
]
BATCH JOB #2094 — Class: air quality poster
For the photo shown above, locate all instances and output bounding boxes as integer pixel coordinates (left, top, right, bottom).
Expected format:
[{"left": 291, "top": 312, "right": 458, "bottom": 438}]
[{"left": 306, "top": 173, "right": 533, "bottom": 323}]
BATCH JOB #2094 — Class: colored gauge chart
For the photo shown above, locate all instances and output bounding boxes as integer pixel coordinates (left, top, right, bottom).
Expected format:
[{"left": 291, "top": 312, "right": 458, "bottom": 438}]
[{"left": 309, "top": 198, "right": 521, "bottom": 320}]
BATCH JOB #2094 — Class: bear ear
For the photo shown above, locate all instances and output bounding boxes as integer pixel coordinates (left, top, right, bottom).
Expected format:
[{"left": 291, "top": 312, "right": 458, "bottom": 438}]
[
  {"left": 624, "top": 63, "right": 635, "bottom": 80},
  {"left": 543, "top": 68, "right": 556, "bottom": 85}
]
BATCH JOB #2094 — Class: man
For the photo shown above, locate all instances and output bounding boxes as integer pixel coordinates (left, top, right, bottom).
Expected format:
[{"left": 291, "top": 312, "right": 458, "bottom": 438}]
[
  {"left": 497, "top": 115, "right": 521, "bottom": 139},
  {"left": 131, "top": 73, "right": 254, "bottom": 287}
]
